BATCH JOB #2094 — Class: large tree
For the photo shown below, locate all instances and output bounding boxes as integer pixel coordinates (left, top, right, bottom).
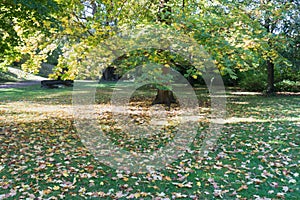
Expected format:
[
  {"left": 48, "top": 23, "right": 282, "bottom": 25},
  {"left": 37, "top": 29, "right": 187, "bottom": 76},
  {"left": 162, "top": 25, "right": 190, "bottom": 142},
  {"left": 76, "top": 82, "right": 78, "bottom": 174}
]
[{"left": 1, "top": 0, "right": 298, "bottom": 94}]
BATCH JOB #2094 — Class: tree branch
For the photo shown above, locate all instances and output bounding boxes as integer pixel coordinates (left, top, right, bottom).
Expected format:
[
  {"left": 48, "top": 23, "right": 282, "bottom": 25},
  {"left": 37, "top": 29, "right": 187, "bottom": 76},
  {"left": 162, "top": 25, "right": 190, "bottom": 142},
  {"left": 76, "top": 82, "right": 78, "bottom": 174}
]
[{"left": 72, "top": 11, "right": 94, "bottom": 36}]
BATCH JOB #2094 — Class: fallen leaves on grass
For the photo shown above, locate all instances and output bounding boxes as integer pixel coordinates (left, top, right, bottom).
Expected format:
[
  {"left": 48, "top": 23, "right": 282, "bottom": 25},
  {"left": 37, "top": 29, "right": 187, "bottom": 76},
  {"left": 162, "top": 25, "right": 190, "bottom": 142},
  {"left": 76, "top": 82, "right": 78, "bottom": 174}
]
[{"left": 0, "top": 92, "right": 299, "bottom": 199}]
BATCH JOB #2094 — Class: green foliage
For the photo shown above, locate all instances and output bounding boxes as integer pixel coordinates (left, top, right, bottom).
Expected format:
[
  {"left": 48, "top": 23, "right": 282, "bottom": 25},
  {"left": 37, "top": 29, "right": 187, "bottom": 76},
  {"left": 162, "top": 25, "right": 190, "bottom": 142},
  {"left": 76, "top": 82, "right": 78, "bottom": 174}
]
[
  {"left": 238, "top": 66, "right": 300, "bottom": 92},
  {"left": 110, "top": 48, "right": 196, "bottom": 83},
  {"left": 0, "top": 0, "right": 61, "bottom": 71},
  {"left": 221, "top": 74, "right": 239, "bottom": 87},
  {"left": 275, "top": 80, "right": 300, "bottom": 92},
  {"left": 1, "top": 0, "right": 299, "bottom": 92},
  {"left": 275, "top": 68, "right": 300, "bottom": 82},
  {"left": 0, "top": 70, "right": 20, "bottom": 82},
  {"left": 239, "top": 71, "right": 267, "bottom": 92}
]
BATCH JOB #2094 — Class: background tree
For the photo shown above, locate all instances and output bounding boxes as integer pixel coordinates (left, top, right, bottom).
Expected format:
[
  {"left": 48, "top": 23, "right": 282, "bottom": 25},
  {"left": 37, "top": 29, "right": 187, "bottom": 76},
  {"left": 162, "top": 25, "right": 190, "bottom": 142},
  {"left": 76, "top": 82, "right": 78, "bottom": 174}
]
[
  {"left": 229, "top": 0, "right": 299, "bottom": 93},
  {"left": 0, "top": 0, "right": 62, "bottom": 72}
]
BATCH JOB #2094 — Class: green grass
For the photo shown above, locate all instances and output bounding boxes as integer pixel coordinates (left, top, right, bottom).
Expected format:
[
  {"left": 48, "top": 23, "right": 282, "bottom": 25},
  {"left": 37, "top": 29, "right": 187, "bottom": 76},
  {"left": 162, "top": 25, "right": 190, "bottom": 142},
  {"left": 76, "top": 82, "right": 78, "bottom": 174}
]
[
  {"left": 0, "top": 85, "right": 73, "bottom": 102},
  {"left": 0, "top": 83, "right": 299, "bottom": 199}
]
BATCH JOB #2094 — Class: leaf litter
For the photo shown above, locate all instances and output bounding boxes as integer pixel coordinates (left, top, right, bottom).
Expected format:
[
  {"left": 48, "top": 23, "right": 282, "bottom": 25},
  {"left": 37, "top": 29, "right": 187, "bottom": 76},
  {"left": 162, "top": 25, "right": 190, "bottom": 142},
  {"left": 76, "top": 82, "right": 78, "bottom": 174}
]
[{"left": 0, "top": 89, "right": 299, "bottom": 199}]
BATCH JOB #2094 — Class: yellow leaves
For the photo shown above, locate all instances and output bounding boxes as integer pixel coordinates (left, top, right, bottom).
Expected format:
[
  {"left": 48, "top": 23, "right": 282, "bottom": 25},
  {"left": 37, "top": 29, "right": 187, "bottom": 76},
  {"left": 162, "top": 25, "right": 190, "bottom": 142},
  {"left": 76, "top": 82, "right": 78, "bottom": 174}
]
[
  {"left": 65, "top": 27, "right": 73, "bottom": 34},
  {"left": 164, "top": 176, "right": 172, "bottom": 181},
  {"left": 152, "top": 185, "right": 159, "bottom": 190},
  {"left": 123, "top": 177, "right": 129, "bottom": 182},
  {"left": 46, "top": 163, "right": 54, "bottom": 167},
  {"left": 46, "top": 148, "right": 53, "bottom": 153},
  {"left": 60, "top": 16, "right": 69, "bottom": 24},
  {"left": 0, "top": 69, "right": 298, "bottom": 199},
  {"left": 2, "top": 31, "right": 9, "bottom": 40},
  {"left": 31, "top": 17, "right": 40, "bottom": 27},
  {"left": 43, "top": 189, "right": 52, "bottom": 195},
  {"left": 53, "top": 185, "right": 60, "bottom": 191},
  {"left": 254, "top": 30, "right": 263, "bottom": 34},
  {"left": 173, "top": 183, "right": 184, "bottom": 187},
  {"left": 140, "top": 192, "right": 148, "bottom": 197},
  {"left": 43, "top": 20, "right": 51, "bottom": 28},
  {"left": 13, "top": 24, "right": 24, "bottom": 37},
  {"left": 197, "top": 181, "right": 202, "bottom": 187},
  {"left": 237, "top": 184, "right": 248, "bottom": 191},
  {"left": 172, "top": 23, "right": 185, "bottom": 31},
  {"left": 62, "top": 171, "right": 69, "bottom": 177},
  {"left": 268, "top": 50, "right": 279, "bottom": 60},
  {"left": 78, "top": 187, "right": 86, "bottom": 193},
  {"left": 134, "top": 193, "right": 140, "bottom": 198},
  {"left": 261, "top": 158, "right": 267, "bottom": 163}
]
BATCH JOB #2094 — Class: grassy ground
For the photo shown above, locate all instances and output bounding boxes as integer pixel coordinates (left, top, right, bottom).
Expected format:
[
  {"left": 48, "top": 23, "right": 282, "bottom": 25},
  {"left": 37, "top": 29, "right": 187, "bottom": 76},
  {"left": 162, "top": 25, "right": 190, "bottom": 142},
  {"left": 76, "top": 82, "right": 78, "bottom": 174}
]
[{"left": 0, "top": 84, "right": 299, "bottom": 199}]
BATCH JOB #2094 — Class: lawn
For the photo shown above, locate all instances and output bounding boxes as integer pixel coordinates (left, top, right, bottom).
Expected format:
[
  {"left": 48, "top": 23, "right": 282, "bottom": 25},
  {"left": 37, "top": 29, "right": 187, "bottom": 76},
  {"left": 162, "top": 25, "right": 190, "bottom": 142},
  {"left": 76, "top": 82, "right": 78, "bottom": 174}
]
[{"left": 0, "top": 84, "right": 299, "bottom": 199}]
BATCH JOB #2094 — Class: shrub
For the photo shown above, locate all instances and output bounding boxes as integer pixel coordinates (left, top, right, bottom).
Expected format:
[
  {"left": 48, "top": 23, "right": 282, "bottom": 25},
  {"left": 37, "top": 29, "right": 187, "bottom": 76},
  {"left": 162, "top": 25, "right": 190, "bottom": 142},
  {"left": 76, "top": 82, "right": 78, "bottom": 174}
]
[
  {"left": 275, "top": 68, "right": 300, "bottom": 82},
  {"left": 0, "top": 71, "right": 20, "bottom": 82},
  {"left": 275, "top": 80, "right": 300, "bottom": 92},
  {"left": 239, "top": 73, "right": 267, "bottom": 92}
]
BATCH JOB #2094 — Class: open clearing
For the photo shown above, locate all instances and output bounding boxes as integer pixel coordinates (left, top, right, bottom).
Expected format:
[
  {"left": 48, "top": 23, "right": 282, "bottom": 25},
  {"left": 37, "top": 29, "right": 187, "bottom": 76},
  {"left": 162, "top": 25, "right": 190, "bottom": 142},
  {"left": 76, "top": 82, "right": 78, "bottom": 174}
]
[{"left": 0, "top": 84, "right": 299, "bottom": 199}]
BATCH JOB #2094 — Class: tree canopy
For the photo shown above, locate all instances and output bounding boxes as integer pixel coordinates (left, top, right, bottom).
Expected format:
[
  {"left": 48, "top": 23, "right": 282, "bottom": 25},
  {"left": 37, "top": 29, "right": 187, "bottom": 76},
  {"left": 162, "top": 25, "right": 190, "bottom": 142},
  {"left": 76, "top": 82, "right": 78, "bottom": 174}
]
[{"left": 1, "top": 0, "right": 299, "bottom": 92}]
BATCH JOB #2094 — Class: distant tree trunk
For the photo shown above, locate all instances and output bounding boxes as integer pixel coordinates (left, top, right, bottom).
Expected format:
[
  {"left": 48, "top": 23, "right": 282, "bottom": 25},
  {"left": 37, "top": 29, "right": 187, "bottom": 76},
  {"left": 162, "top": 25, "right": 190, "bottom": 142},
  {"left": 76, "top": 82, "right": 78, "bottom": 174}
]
[
  {"left": 266, "top": 60, "right": 275, "bottom": 94},
  {"left": 262, "top": 1, "right": 276, "bottom": 95}
]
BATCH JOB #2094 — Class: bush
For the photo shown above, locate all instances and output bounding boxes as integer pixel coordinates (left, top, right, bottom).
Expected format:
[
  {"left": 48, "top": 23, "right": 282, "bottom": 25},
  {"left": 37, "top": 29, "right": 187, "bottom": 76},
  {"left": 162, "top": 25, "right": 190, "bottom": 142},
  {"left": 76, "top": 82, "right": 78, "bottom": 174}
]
[
  {"left": 222, "top": 74, "right": 239, "bottom": 87},
  {"left": 239, "top": 73, "right": 267, "bottom": 92},
  {"left": 275, "top": 68, "right": 300, "bottom": 82},
  {"left": 275, "top": 80, "right": 300, "bottom": 92},
  {"left": 0, "top": 70, "right": 20, "bottom": 82}
]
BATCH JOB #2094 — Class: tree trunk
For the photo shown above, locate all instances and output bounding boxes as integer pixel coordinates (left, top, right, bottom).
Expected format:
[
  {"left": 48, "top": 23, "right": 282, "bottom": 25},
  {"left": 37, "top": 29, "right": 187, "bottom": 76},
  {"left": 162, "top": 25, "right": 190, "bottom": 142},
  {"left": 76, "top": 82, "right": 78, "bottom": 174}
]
[
  {"left": 152, "top": 89, "right": 177, "bottom": 108},
  {"left": 102, "top": 67, "right": 119, "bottom": 81},
  {"left": 151, "top": 0, "right": 176, "bottom": 107},
  {"left": 266, "top": 59, "right": 275, "bottom": 94},
  {"left": 152, "top": 64, "right": 177, "bottom": 107}
]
